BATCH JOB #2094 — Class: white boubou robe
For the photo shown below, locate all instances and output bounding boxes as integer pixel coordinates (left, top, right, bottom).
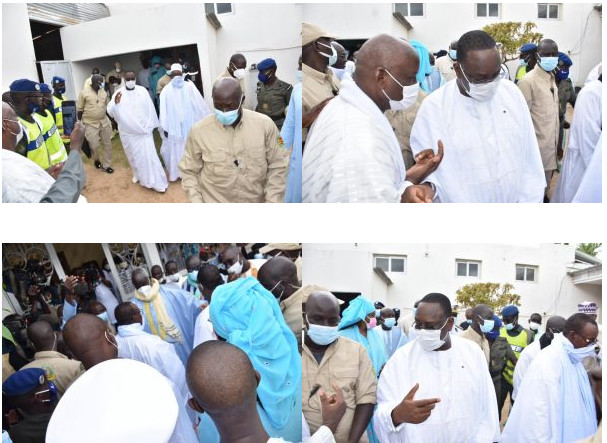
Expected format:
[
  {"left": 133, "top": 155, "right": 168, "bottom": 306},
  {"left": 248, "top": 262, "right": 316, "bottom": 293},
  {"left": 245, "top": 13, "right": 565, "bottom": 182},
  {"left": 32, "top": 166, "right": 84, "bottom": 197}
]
[
  {"left": 159, "top": 79, "right": 211, "bottom": 181},
  {"left": 502, "top": 333, "right": 597, "bottom": 442},
  {"left": 512, "top": 338, "right": 542, "bottom": 401},
  {"left": 302, "top": 77, "right": 407, "bottom": 202},
  {"left": 94, "top": 283, "right": 119, "bottom": 324},
  {"left": 573, "top": 134, "right": 602, "bottom": 203},
  {"left": 373, "top": 336, "right": 500, "bottom": 442},
  {"left": 551, "top": 79, "right": 602, "bottom": 203},
  {"left": 410, "top": 79, "right": 546, "bottom": 202},
  {"left": 107, "top": 85, "right": 168, "bottom": 192}
]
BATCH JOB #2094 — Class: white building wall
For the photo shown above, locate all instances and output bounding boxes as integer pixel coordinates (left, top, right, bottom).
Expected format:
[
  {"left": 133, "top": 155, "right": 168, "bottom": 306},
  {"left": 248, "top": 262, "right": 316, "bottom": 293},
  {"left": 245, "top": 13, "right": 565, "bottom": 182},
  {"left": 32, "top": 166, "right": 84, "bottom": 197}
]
[
  {"left": 303, "top": 243, "right": 602, "bottom": 322},
  {"left": 302, "top": 3, "right": 602, "bottom": 86},
  {"left": 2, "top": 3, "right": 39, "bottom": 92}
]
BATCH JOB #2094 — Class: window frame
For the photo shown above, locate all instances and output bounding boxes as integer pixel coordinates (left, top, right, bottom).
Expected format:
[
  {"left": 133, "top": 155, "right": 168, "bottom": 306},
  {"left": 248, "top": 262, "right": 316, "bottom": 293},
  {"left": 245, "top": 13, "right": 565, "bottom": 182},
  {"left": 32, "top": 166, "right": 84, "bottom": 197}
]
[
  {"left": 537, "top": 3, "right": 560, "bottom": 20},
  {"left": 475, "top": 3, "right": 500, "bottom": 18},
  {"left": 374, "top": 254, "right": 408, "bottom": 274},
  {"left": 394, "top": 3, "right": 425, "bottom": 17},
  {"left": 515, "top": 264, "right": 538, "bottom": 283},
  {"left": 455, "top": 259, "right": 482, "bottom": 278},
  {"left": 214, "top": 3, "right": 234, "bottom": 15}
]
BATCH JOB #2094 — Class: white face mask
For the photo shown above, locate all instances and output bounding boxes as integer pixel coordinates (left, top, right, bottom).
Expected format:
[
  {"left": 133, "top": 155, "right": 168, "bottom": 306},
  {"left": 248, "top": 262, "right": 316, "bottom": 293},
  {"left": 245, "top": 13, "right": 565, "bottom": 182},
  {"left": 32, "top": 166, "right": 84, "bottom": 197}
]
[
  {"left": 345, "top": 60, "right": 356, "bottom": 75},
  {"left": 529, "top": 321, "right": 541, "bottom": 331},
  {"left": 167, "top": 273, "right": 181, "bottom": 282},
  {"left": 417, "top": 319, "right": 449, "bottom": 351},
  {"left": 317, "top": 42, "right": 338, "bottom": 67},
  {"left": 382, "top": 68, "right": 419, "bottom": 111},
  {"left": 459, "top": 66, "right": 500, "bottom": 102},
  {"left": 231, "top": 64, "right": 246, "bottom": 79},
  {"left": 125, "top": 80, "right": 136, "bottom": 89},
  {"left": 138, "top": 285, "right": 152, "bottom": 296},
  {"left": 227, "top": 259, "right": 243, "bottom": 275}
]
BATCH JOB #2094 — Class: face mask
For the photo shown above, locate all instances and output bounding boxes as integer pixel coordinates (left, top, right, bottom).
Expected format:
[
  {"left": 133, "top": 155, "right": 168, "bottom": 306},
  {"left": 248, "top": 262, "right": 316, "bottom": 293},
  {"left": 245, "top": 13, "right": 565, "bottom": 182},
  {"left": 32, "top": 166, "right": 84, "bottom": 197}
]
[
  {"left": 99, "top": 82, "right": 106, "bottom": 90},
  {"left": 188, "top": 270, "right": 199, "bottom": 282},
  {"left": 449, "top": 50, "right": 457, "bottom": 60},
  {"left": 227, "top": 259, "right": 243, "bottom": 275},
  {"left": 167, "top": 273, "right": 181, "bottom": 282},
  {"left": 375, "top": 309, "right": 381, "bottom": 318},
  {"left": 296, "top": 70, "right": 302, "bottom": 82},
  {"left": 258, "top": 72, "right": 273, "bottom": 83},
  {"left": 556, "top": 68, "right": 569, "bottom": 81},
  {"left": 215, "top": 96, "right": 243, "bottom": 126},
  {"left": 479, "top": 316, "right": 495, "bottom": 333},
  {"left": 504, "top": 322, "right": 515, "bottom": 331},
  {"left": 27, "top": 101, "right": 42, "bottom": 113},
  {"left": 317, "top": 42, "right": 338, "bottom": 66},
  {"left": 529, "top": 321, "right": 541, "bottom": 331},
  {"left": 306, "top": 318, "right": 339, "bottom": 346},
  {"left": 345, "top": 60, "right": 356, "bottom": 75},
  {"left": 115, "top": 68, "right": 121, "bottom": 73},
  {"left": 125, "top": 80, "right": 136, "bottom": 89},
  {"left": 417, "top": 319, "right": 449, "bottom": 351},
  {"left": 172, "top": 76, "right": 184, "bottom": 88},
  {"left": 538, "top": 56, "right": 558, "bottom": 72},
  {"left": 382, "top": 68, "right": 419, "bottom": 111},
  {"left": 57, "top": 87, "right": 66, "bottom": 94},
  {"left": 459, "top": 66, "right": 500, "bottom": 102},
  {"left": 466, "top": 319, "right": 472, "bottom": 324},
  {"left": 485, "top": 330, "right": 499, "bottom": 341},
  {"left": 232, "top": 66, "right": 246, "bottom": 79},
  {"left": 366, "top": 317, "right": 377, "bottom": 329},
  {"left": 384, "top": 318, "right": 396, "bottom": 329},
  {"left": 138, "top": 285, "right": 152, "bottom": 296},
  {"left": 97, "top": 311, "right": 109, "bottom": 323},
  {"left": 519, "top": 59, "right": 528, "bottom": 67},
  {"left": 4, "top": 120, "right": 24, "bottom": 145}
]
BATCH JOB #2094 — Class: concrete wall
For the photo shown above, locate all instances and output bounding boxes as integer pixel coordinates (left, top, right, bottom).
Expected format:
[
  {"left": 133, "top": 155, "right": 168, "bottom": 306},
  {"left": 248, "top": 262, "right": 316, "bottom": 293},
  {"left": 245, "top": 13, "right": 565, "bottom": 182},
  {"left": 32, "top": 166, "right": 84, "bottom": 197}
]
[
  {"left": 303, "top": 243, "right": 602, "bottom": 322},
  {"left": 2, "top": 3, "right": 39, "bottom": 91},
  {"left": 302, "top": 3, "right": 602, "bottom": 86}
]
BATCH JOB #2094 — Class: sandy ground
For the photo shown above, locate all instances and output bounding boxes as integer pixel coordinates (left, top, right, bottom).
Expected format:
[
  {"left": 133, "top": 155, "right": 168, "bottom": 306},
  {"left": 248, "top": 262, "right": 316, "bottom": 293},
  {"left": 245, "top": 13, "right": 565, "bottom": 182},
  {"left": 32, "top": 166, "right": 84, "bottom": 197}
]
[{"left": 78, "top": 129, "right": 187, "bottom": 203}]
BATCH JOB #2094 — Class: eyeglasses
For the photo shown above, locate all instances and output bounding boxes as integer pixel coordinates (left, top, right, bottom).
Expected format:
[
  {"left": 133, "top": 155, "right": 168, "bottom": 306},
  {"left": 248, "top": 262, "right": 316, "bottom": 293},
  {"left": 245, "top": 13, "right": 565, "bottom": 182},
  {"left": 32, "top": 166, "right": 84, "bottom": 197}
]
[{"left": 576, "top": 332, "right": 597, "bottom": 347}]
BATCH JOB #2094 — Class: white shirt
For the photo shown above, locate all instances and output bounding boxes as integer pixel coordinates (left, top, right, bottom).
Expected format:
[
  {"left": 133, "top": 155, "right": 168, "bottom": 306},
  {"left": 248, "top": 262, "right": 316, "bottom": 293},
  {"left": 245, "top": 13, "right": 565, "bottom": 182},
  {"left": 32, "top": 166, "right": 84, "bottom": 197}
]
[
  {"left": 373, "top": 336, "right": 500, "bottom": 442},
  {"left": 2, "top": 149, "right": 55, "bottom": 202},
  {"left": 573, "top": 134, "right": 602, "bottom": 203},
  {"left": 410, "top": 79, "right": 546, "bottom": 202},
  {"left": 551, "top": 79, "right": 602, "bottom": 203},
  {"left": 512, "top": 338, "right": 542, "bottom": 401},
  {"left": 302, "top": 78, "right": 407, "bottom": 202},
  {"left": 193, "top": 308, "right": 216, "bottom": 348}
]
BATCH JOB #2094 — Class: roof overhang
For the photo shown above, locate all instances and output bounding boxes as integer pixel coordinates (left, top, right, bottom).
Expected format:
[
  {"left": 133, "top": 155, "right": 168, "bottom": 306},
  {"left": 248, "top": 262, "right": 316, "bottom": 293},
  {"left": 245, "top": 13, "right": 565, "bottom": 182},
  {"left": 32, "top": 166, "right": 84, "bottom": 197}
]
[
  {"left": 392, "top": 12, "right": 413, "bottom": 31},
  {"left": 569, "top": 264, "right": 602, "bottom": 285},
  {"left": 373, "top": 267, "right": 393, "bottom": 285}
]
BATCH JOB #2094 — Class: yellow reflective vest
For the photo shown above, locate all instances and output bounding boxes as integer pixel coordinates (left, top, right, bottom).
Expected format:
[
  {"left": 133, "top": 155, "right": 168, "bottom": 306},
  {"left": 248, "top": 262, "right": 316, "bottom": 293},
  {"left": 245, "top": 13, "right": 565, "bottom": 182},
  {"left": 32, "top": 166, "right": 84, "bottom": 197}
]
[
  {"left": 500, "top": 326, "right": 530, "bottom": 385},
  {"left": 36, "top": 110, "right": 67, "bottom": 165},
  {"left": 18, "top": 116, "right": 50, "bottom": 170},
  {"left": 52, "top": 95, "right": 65, "bottom": 135}
]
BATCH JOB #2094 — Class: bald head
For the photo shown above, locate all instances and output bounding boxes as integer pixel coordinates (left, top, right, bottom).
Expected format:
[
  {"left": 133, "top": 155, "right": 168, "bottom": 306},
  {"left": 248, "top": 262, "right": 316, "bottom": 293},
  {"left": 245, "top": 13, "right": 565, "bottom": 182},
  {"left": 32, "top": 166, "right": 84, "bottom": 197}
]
[
  {"left": 538, "top": 39, "right": 558, "bottom": 56},
  {"left": 229, "top": 53, "right": 246, "bottom": 68},
  {"left": 197, "top": 264, "right": 224, "bottom": 301},
  {"left": 546, "top": 315, "right": 566, "bottom": 332},
  {"left": 131, "top": 268, "right": 149, "bottom": 289},
  {"left": 305, "top": 291, "right": 340, "bottom": 318},
  {"left": 115, "top": 302, "right": 141, "bottom": 326},
  {"left": 87, "top": 300, "right": 106, "bottom": 315},
  {"left": 27, "top": 321, "right": 56, "bottom": 351},
  {"left": 219, "top": 245, "right": 241, "bottom": 264},
  {"left": 63, "top": 314, "right": 117, "bottom": 369},
  {"left": 353, "top": 34, "right": 419, "bottom": 112},
  {"left": 186, "top": 255, "right": 201, "bottom": 272},
  {"left": 258, "top": 257, "right": 298, "bottom": 300},
  {"left": 213, "top": 78, "right": 242, "bottom": 104},
  {"left": 472, "top": 304, "right": 493, "bottom": 319},
  {"left": 380, "top": 307, "right": 394, "bottom": 318},
  {"left": 186, "top": 341, "right": 259, "bottom": 416}
]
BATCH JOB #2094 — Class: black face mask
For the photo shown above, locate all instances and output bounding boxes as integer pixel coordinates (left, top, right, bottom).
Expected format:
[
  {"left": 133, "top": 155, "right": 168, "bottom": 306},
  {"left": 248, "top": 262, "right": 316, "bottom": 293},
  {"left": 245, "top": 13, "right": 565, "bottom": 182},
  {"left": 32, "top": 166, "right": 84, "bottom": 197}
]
[{"left": 539, "top": 332, "right": 553, "bottom": 350}]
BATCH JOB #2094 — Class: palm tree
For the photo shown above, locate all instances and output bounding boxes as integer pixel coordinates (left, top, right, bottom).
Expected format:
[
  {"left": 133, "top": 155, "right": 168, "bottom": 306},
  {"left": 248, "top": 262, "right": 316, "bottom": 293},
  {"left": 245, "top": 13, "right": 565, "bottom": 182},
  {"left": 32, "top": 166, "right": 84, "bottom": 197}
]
[{"left": 577, "top": 243, "right": 602, "bottom": 257}]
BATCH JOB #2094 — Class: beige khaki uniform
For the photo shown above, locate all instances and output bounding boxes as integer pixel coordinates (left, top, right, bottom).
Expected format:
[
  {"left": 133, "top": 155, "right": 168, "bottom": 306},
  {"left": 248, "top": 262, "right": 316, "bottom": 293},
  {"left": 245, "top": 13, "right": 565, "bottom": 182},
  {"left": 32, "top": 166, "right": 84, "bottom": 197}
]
[
  {"left": 385, "top": 91, "right": 427, "bottom": 169},
  {"left": 518, "top": 67, "right": 560, "bottom": 178},
  {"left": 77, "top": 84, "right": 112, "bottom": 167},
  {"left": 105, "top": 69, "right": 125, "bottom": 96},
  {"left": 179, "top": 109, "right": 289, "bottom": 203},
  {"left": 302, "top": 63, "right": 340, "bottom": 141},
  {"left": 303, "top": 337, "right": 377, "bottom": 443},
  {"left": 156, "top": 74, "right": 172, "bottom": 95},
  {"left": 20, "top": 351, "right": 85, "bottom": 396},
  {"left": 280, "top": 287, "right": 304, "bottom": 352},
  {"left": 435, "top": 55, "right": 456, "bottom": 82},
  {"left": 459, "top": 326, "right": 491, "bottom": 365}
]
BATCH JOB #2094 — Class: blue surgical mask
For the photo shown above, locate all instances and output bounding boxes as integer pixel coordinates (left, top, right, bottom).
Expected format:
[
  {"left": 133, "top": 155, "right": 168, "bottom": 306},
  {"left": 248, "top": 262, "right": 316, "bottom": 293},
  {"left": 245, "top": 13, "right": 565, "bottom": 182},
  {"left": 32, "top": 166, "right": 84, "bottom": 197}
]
[
  {"left": 375, "top": 309, "right": 381, "bottom": 318},
  {"left": 449, "top": 50, "right": 457, "bottom": 60},
  {"left": 258, "top": 71, "right": 273, "bottom": 83},
  {"left": 188, "top": 270, "right": 199, "bottom": 283},
  {"left": 538, "top": 56, "right": 558, "bottom": 72},
  {"left": 485, "top": 330, "right": 499, "bottom": 340},
  {"left": 97, "top": 311, "right": 109, "bottom": 323},
  {"left": 556, "top": 68, "right": 569, "bottom": 81},
  {"left": 296, "top": 70, "right": 302, "bottom": 82},
  {"left": 466, "top": 319, "right": 472, "bottom": 324},
  {"left": 479, "top": 316, "right": 495, "bottom": 333},
  {"left": 306, "top": 317, "right": 339, "bottom": 346},
  {"left": 384, "top": 318, "right": 396, "bottom": 329},
  {"left": 99, "top": 82, "right": 106, "bottom": 90},
  {"left": 214, "top": 96, "right": 243, "bottom": 126},
  {"left": 57, "top": 87, "right": 66, "bottom": 94},
  {"left": 519, "top": 59, "right": 528, "bottom": 67},
  {"left": 27, "top": 101, "right": 42, "bottom": 113},
  {"left": 504, "top": 322, "right": 515, "bottom": 331}
]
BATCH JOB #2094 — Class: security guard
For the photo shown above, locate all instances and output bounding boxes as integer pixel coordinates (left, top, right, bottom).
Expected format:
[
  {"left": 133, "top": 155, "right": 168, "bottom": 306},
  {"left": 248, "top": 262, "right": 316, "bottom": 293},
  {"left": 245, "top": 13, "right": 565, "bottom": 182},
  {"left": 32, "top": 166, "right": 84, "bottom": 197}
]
[
  {"left": 9, "top": 79, "right": 53, "bottom": 172},
  {"left": 51, "top": 76, "right": 68, "bottom": 142},
  {"left": 37, "top": 83, "right": 68, "bottom": 166},
  {"left": 255, "top": 58, "right": 292, "bottom": 130}
]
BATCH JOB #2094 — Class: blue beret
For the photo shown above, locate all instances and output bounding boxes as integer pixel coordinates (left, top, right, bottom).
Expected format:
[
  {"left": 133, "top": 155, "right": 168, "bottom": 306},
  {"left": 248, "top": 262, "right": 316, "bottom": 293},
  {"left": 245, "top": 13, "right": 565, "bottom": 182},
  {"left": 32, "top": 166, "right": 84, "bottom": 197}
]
[
  {"left": 558, "top": 52, "right": 572, "bottom": 67},
  {"left": 520, "top": 43, "right": 537, "bottom": 53},
  {"left": 52, "top": 76, "right": 65, "bottom": 84},
  {"left": 2, "top": 368, "right": 46, "bottom": 396},
  {"left": 501, "top": 305, "right": 519, "bottom": 317},
  {"left": 257, "top": 58, "right": 276, "bottom": 70},
  {"left": 39, "top": 83, "right": 52, "bottom": 94},
  {"left": 493, "top": 314, "right": 503, "bottom": 328},
  {"left": 9, "top": 79, "right": 41, "bottom": 93}
]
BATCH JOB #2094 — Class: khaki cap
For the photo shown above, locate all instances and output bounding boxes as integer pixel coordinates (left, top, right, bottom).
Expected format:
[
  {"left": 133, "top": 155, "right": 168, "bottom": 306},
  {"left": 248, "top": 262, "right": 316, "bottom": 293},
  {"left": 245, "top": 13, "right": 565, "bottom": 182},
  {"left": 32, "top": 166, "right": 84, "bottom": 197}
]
[{"left": 302, "top": 22, "right": 338, "bottom": 46}]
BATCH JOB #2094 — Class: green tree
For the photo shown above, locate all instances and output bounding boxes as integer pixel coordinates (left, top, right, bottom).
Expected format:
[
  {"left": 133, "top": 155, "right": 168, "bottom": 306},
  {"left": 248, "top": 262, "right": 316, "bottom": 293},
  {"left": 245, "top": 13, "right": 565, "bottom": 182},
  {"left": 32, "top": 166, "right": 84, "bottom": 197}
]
[
  {"left": 482, "top": 22, "right": 543, "bottom": 60},
  {"left": 455, "top": 282, "right": 521, "bottom": 313},
  {"left": 577, "top": 243, "right": 602, "bottom": 257}
]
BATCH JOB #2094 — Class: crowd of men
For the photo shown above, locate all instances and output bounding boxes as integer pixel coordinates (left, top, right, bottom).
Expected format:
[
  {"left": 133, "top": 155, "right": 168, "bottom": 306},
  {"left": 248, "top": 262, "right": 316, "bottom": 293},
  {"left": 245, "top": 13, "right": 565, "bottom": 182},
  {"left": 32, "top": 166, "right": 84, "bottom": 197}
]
[
  {"left": 2, "top": 243, "right": 313, "bottom": 442},
  {"left": 302, "top": 292, "right": 602, "bottom": 442},
  {"left": 301, "top": 23, "right": 602, "bottom": 203},
  {"left": 3, "top": 52, "right": 302, "bottom": 203}
]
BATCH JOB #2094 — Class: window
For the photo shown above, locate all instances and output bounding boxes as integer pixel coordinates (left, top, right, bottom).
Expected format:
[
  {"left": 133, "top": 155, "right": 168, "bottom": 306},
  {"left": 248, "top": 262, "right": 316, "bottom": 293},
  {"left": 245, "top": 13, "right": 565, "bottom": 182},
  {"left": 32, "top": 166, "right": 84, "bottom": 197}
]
[
  {"left": 215, "top": 3, "right": 233, "bottom": 14},
  {"left": 374, "top": 255, "right": 407, "bottom": 273},
  {"left": 538, "top": 3, "right": 559, "bottom": 19},
  {"left": 516, "top": 265, "right": 538, "bottom": 282},
  {"left": 394, "top": 3, "right": 425, "bottom": 17},
  {"left": 476, "top": 3, "right": 500, "bottom": 17},
  {"left": 456, "top": 260, "right": 481, "bottom": 277}
]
